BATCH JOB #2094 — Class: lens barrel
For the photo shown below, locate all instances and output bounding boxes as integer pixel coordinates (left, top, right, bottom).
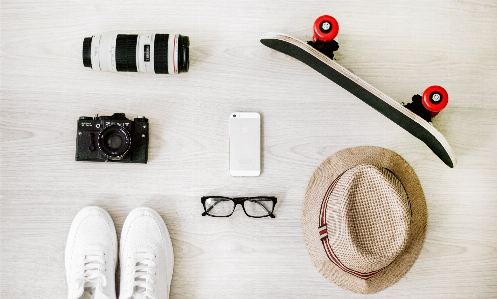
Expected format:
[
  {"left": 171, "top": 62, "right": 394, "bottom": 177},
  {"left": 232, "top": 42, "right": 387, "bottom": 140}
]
[{"left": 82, "top": 33, "right": 189, "bottom": 74}]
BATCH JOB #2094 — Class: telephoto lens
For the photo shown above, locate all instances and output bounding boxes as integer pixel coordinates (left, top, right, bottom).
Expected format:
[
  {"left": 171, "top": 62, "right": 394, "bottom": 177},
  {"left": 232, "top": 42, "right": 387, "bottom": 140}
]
[{"left": 82, "top": 33, "right": 189, "bottom": 74}]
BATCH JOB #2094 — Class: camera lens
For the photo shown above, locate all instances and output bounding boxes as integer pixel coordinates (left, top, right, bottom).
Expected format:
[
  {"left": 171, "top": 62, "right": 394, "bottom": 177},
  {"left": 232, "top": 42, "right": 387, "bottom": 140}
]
[
  {"left": 233, "top": 114, "right": 236, "bottom": 117},
  {"left": 83, "top": 33, "right": 190, "bottom": 74},
  {"left": 98, "top": 125, "right": 131, "bottom": 160},
  {"left": 106, "top": 133, "right": 123, "bottom": 149}
]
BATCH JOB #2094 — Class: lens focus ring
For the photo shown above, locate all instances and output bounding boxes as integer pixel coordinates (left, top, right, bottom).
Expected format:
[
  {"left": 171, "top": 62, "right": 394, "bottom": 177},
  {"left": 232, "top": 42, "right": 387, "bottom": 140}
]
[
  {"left": 116, "top": 34, "right": 138, "bottom": 72},
  {"left": 154, "top": 34, "right": 169, "bottom": 74}
]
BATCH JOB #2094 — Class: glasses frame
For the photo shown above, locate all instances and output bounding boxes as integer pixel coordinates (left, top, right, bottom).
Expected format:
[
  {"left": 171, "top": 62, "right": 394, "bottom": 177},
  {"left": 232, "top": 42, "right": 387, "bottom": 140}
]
[{"left": 201, "top": 196, "right": 277, "bottom": 218}]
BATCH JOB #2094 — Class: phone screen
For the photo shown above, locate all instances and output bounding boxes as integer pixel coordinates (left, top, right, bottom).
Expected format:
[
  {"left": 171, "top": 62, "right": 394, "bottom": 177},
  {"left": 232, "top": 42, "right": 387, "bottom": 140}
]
[{"left": 229, "top": 112, "right": 261, "bottom": 176}]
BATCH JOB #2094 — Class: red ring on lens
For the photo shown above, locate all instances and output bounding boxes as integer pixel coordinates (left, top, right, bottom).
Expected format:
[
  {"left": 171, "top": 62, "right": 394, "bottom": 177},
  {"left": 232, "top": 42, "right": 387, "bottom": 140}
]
[
  {"left": 313, "top": 15, "right": 339, "bottom": 42},
  {"left": 422, "top": 85, "right": 448, "bottom": 112}
]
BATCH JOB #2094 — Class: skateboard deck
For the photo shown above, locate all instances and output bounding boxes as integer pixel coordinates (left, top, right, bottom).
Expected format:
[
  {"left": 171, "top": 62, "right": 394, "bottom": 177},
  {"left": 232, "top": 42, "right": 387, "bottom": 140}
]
[{"left": 260, "top": 33, "right": 456, "bottom": 168}]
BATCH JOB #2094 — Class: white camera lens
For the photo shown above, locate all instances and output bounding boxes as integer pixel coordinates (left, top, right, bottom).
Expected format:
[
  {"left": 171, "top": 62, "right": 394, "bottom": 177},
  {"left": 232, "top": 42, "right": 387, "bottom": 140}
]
[{"left": 82, "top": 33, "right": 189, "bottom": 74}]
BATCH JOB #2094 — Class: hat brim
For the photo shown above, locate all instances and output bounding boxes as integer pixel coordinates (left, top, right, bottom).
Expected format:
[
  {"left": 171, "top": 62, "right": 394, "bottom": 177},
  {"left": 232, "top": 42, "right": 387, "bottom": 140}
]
[{"left": 303, "top": 146, "right": 427, "bottom": 294}]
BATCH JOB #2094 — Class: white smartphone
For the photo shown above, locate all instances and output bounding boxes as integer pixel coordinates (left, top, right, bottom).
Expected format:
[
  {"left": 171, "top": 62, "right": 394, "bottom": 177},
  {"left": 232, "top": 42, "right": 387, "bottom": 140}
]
[{"left": 229, "top": 112, "right": 261, "bottom": 176}]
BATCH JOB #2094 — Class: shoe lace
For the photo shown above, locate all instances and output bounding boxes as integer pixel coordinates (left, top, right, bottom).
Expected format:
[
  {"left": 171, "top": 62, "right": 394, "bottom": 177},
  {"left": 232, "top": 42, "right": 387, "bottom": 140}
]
[
  {"left": 127, "top": 250, "right": 157, "bottom": 299},
  {"left": 74, "top": 250, "right": 107, "bottom": 294}
]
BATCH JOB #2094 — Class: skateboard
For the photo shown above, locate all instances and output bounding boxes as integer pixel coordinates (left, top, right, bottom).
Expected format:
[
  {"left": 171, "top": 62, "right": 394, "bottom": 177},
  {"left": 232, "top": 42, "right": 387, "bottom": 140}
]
[{"left": 260, "top": 15, "right": 456, "bottom": 168}]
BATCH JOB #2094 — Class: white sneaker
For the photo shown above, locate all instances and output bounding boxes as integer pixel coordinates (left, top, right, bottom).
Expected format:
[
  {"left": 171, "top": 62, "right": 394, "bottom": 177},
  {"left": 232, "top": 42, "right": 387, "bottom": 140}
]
[
  {"left": 65, "top": 206, "right": 118, "bottom": 299},
  {"left": 119, "top": 208, "right": 174, "bottom": 299}
]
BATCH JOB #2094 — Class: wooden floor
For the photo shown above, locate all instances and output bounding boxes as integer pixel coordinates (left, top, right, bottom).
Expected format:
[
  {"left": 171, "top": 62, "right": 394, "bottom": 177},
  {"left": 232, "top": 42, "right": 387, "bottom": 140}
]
[{"left": 1, "top": 0, "right": 497, "bottom": 298}]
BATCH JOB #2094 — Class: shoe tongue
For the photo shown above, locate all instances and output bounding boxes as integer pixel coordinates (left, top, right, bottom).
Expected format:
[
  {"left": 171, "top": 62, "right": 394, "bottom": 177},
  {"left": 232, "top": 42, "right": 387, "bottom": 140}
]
[
  {"left": 78, "top": 287, "right": 94, "bottom": 299},
  {"left": 81, "top": 288, "right": 110, "bottom": 299},
  {"left": 95, "top": 290, "right": 111, "bottom": 299}
]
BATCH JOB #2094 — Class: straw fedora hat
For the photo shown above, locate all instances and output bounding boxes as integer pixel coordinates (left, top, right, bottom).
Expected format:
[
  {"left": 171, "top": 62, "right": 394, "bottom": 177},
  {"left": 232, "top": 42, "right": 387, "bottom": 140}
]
[{"left": 303, "top": 146, "right": 427, "bottom": 294}]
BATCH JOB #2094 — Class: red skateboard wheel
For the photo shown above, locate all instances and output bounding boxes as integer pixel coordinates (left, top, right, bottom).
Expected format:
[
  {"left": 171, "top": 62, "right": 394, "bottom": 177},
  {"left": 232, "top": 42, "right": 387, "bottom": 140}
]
[
  {"left": 422, "top": 86, "right": 448, "bottom": 114},
  {"left": 313, "top": 15, "right": 339, "bottom": 42}
]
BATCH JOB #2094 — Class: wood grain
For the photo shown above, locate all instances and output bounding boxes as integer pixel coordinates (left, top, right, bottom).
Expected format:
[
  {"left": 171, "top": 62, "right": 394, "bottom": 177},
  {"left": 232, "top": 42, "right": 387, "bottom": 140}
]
[{"left": 1, "top": 0, "right": 497, "bottom": 298}]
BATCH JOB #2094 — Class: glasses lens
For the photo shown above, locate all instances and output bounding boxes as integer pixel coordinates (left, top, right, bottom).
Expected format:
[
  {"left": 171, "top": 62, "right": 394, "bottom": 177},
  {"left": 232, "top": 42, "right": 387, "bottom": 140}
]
[
  {"left": 244, "top": 198, "right": 275, "bottom": 217},
  {"left": 205, "top": 198, "right": 235, "bottom": 216}
]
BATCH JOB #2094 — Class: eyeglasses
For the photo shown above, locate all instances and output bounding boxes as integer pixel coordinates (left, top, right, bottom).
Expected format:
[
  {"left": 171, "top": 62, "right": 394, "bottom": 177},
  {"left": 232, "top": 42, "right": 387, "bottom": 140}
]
[{"left": 201, "top": 196, "right": 277, "bottom": 218}]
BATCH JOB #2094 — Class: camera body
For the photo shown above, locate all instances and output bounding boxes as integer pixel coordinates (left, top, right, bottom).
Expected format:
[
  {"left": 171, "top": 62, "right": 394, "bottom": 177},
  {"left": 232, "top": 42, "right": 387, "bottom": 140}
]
[{"left": 76, "top": 113, "right": 148, "bottom": 163}]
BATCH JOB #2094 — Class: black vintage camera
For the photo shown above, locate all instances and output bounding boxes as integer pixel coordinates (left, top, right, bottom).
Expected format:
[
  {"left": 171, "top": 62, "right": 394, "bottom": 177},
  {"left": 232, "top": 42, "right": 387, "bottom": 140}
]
[{"left": 76, "top": 113, "right": 148, "bottom": 163}]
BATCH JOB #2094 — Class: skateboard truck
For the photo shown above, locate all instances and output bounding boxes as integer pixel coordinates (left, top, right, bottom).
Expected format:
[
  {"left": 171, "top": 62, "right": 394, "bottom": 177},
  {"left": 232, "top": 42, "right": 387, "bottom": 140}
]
[
  {"left": 308, "top": 15, "right": 449, "bottom": 122},
  {"left": 405, "top": 86, "right": 449, "bottom": 122},
  {"left": 308, "top": 15, "right": 340, "bottom": 60}
]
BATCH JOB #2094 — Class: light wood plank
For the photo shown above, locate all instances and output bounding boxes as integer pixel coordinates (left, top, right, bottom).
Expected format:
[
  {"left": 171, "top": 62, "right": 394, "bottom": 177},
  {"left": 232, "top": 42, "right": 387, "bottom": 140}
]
[{"left": 1, "top": 0, "right": 497, "bottom": 298}]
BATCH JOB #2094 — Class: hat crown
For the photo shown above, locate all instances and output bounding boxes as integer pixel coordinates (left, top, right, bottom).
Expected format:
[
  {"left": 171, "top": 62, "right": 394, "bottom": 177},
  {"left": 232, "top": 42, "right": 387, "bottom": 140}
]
[
  {"left": 304, "top": 147, "right": 427, "bottom": 294},
  {"left": 326, "top": 165, "right": 411, "bottom": 274}
]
